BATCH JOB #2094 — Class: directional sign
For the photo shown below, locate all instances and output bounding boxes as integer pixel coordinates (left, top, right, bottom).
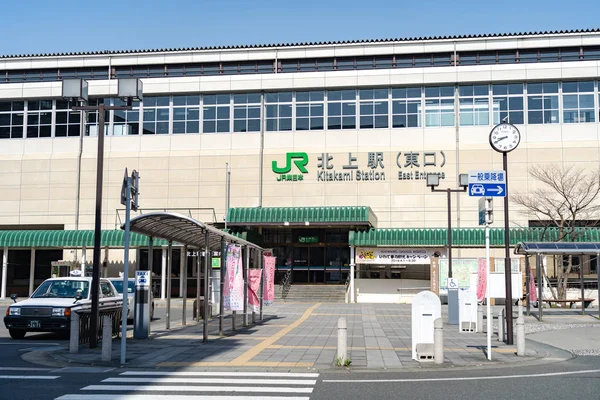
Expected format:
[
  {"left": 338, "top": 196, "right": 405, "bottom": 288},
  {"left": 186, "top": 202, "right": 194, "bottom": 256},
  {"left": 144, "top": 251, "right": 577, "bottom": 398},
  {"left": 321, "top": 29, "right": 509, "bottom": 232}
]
[{"left": 468, "top": 170, "right": 506, "bottom": 197}]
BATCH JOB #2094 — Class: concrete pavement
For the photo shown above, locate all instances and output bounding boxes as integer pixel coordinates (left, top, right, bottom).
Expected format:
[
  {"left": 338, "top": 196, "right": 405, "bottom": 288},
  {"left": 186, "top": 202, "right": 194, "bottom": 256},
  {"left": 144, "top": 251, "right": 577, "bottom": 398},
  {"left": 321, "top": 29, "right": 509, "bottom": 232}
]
[{"left": 20, "top": 301, "right": 595, "bottom": 371}]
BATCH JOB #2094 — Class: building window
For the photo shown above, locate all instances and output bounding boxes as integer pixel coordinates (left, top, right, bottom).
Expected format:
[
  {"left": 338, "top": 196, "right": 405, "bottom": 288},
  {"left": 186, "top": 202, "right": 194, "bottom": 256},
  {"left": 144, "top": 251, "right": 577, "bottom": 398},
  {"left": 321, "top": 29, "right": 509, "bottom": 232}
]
[
  {"left": 392, "top": 87, "right": 422, "bottom": 128},
  {"left": 142, "top": 96, "right": 170, "bottom": 134},
  {"left": 26, "top": 100, "right": 53, "bottom": 138},
  {"left": 265, "top": 92, "right": 292, "bottom": 131},
  {"left": 425, "top": 86, "right": 455, "bottom": 127},
  {"left": 562, "top": 81, "right": 595, "bottom": 123},
  {"left": 0, "top": 101, "right": 24, "bottom": 139},
  {"left": 359, "top": 89, "right": 388, "bottom": 129},
  {"left": 85, "top": 98, "right": 109, "bottom": 136},
  {"left": 172, "top": 95, "right": 201, "bottom": 134},
  {"left": 296, "top": 91, "right": 324, "bottom": 130},
  {"left": 459, "top": 85, "right": 489, "bottom": 126},
  {"left": 327, "top": 89, "right": 356, "bottom": 130},
  {"left": 54, "top": 101, "right": 82, "bottom": 137},
  {"left": 233, "top": 93, "right": 261, "bottom": 132},
  {"left": 527, "top": 82, "right": 559, "bottom": 124},
  {"left": 203, "top": 94, "right": 230, "bottom": 133},
  {"left": 113, "top": 98, "right": 140, "bottom": 135},
  {"left": 492, "top": 84, "right": 524, "bottom": 124}
]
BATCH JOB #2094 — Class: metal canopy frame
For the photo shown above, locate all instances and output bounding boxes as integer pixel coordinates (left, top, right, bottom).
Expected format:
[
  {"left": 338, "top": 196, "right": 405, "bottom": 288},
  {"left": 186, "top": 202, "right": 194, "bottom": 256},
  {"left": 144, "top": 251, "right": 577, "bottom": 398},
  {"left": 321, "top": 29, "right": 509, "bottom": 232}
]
[
  {"left": 514, "top": 241, "right": 600, "bottom": 321},
  {"left": 126, "top": 212, "right": 263, "bottom": 251},
  {"left": 124, "top": 212, "right": 265, "bottom": 342}
]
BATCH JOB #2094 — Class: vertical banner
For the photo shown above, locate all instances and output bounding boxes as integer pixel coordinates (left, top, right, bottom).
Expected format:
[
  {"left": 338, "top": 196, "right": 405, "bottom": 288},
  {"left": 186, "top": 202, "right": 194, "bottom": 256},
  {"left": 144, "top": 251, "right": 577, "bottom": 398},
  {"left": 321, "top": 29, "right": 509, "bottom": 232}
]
[
  {"left": 263, "top": 255, "right": 276, "bottom": 306},
  {"left": 247, "top": 269, "right": 263, "bottom": 312},
  {"left": 476, "top": 258, "right": 487, "bottom": 302},
  {"left": 223, "top": 244, "right": 244, "bottom": 311},
  {"left": 529, "top": 269, "right": 538, "bottom": 302}
]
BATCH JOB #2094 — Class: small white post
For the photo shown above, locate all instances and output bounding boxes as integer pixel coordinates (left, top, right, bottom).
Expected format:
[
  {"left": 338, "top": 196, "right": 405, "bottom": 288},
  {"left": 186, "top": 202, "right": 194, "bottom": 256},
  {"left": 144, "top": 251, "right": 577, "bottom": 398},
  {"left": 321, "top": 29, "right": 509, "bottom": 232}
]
[
  {"left": 81, "top": 248, "right": 86, "bottom": 276},
  {"left": 517, "top": 300, "right": 525, "bottom": 356},
  {"left": 69, "top": 312, "right": 79, "bottom": 353},
  {"left": 337, "top": 317, "right": 347, "bottom": 365},
  {"left": 434, "top": 317, "right": 443, "bottom": 364},
  {"left": 485, "top": 222, "right": 492, "bottom": 360},
  {"left": 498, "top": 308, "right": 505, "bottom": 342},
  {"left": 1, "top": 247, "right": 8, "bottom": 299},
  {"left": 477, "top": 307, "right": 483, "bottom": 333},
  {"left": 29, "top": 248, "right": 36, "bottom": 296},
  {"left": 101, "top": 316, "right": 112, "bottom": 362}
]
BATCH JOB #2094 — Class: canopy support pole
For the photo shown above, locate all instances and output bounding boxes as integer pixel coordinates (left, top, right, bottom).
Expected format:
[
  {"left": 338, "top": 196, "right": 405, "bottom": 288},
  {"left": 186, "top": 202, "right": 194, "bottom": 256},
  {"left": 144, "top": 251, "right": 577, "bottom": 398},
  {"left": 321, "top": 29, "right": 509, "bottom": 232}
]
[
  {"left": 202, "top": 232, "right": 210, "bottom": 343},
  {"left": 166, "top": 241, "right": 172, "bottom": 330},
  {"left": 29, "top": 248, "right": 36, "bottom": 296},
  {"left": 219, "top": 237, "right": 226, "bottom": 336}
]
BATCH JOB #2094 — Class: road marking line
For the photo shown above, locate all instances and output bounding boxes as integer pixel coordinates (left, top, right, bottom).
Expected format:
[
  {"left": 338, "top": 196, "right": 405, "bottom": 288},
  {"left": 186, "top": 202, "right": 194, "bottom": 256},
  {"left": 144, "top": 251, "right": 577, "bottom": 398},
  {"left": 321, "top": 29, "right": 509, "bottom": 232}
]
[
  {"left": 82, "top": 385, "right": 313, "bottom": 393},
  {"left": 230, "top": 303, "right": 321, "bottom": 365},
  {"left": 0, "top": 342, "right": 60, "bottom": 345},
  {"left": 157, "top": 361, "right": 315, "bottom": 368},
  {"left": 323, "top": 369, "right": 600, "bottom": 383},
  {"left": 120, "top": 371, "right": 319, "bottom": 377},
  {"left": 0, "top": 367, "right": 54, "bottom": 371},
  {"left": 57, "top": 395, "right": 310, "bottom": 400},
  {"left": 0, "top": 375, "right": 60, "bottom": 380},
  {"left": 103, "top": 377, "right": 317, "bottom": 385}
]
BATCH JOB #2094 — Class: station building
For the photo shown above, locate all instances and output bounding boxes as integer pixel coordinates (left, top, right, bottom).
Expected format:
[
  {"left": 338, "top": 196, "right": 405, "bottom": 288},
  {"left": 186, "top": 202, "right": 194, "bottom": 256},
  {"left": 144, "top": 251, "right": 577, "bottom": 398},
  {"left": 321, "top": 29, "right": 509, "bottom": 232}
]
[{"left": 1, "top": 29, "right": 600, "bottom": 301}]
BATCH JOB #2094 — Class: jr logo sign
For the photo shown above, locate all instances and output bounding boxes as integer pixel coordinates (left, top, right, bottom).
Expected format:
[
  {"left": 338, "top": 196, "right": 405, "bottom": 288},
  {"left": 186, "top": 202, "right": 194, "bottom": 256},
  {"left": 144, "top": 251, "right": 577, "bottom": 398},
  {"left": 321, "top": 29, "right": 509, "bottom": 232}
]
[{"left": 272, "top": 152, "right": 309, "bottom": 182}]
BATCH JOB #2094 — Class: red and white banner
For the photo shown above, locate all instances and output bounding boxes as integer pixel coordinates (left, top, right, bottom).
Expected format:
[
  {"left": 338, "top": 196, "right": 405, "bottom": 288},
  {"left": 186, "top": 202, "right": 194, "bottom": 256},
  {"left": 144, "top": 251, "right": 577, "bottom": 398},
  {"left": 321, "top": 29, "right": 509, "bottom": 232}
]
[
  {"left": 529, "top": 269, "right": 538, "bottom": 302},
  {"left": 263, "top": 255, "right": 276, "bottom": 306},
  {"left": 248, "top": 269, "right": 263, "bottom": 313},
  {"left": 223, "top": 244, "right": 243, "bottom": 311},
  {"left": 476, "top": 258, "right": 487, "bottom": 302}
]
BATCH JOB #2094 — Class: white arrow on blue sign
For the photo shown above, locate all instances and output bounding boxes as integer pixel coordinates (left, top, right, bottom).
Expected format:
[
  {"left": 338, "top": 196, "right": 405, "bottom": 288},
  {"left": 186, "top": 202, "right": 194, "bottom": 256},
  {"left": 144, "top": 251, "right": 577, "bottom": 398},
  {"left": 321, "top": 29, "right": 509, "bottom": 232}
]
[{"left": 468, "top": 170, "right": 506, "bottom": 197}]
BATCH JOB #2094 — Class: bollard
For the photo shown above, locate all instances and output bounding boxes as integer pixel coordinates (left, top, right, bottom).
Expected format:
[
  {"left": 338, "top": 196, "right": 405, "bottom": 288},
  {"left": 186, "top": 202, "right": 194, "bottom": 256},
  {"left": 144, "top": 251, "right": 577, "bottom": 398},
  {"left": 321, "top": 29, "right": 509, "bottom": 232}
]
[
  {"left": 497, "top": 309, "right": 505, "bottom": 342},
  {"left": 517, "top": 301, "right": 526, "bottom": 356},
  {"left": 477, "top": 307, "right": 484, "bottom": 333},
  {"left": 434, "top": 318, "right": 444, "bottom": 365},
  {"left": 69, "top": 312, "right": 79, "bottom": 354},
  {"left": 337, "top": 317, "right": 347, "bottom": 365},
  {"left": 101, "top": 316, "right": 112, "bottom": 362}
]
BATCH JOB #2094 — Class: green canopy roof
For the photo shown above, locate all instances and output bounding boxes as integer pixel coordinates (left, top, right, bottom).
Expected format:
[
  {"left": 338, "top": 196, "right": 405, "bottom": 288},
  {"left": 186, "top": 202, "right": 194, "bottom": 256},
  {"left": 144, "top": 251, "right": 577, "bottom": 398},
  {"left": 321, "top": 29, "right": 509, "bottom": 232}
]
[
  {"left": 227, "top": 206, "right": 377, "bottom": 227},
  {"left": 0, "top": 230, "right": 167, "bottom": 248},
  {"left": 349, "top": 227, "right": 600, "bottom": 247}
]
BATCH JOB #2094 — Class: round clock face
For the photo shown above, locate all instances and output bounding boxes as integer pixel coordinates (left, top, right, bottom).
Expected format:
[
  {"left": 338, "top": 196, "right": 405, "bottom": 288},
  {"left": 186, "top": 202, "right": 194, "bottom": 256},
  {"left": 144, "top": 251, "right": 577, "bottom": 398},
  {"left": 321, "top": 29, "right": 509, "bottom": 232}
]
[{"left": 489, "top": 123, "right": 521, "bottom": 153}]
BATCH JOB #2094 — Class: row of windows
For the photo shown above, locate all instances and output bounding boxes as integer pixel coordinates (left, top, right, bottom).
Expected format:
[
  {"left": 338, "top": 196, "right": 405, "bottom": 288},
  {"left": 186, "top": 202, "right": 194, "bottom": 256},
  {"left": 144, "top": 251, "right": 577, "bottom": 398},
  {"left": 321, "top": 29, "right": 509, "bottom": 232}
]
[
  {"left": 1, "top": 81, "right": 599, "bottom": 139},
  {"left": 2, "top": 45, "right": 600, "bottom": 83}
]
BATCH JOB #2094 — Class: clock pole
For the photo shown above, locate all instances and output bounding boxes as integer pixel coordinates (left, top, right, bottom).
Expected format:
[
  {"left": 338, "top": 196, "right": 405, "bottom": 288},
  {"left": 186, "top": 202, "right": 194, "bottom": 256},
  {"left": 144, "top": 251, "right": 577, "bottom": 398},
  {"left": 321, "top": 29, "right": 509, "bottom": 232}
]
[{"left": 503, "top": 151, "right": 514, "bottom": 345}]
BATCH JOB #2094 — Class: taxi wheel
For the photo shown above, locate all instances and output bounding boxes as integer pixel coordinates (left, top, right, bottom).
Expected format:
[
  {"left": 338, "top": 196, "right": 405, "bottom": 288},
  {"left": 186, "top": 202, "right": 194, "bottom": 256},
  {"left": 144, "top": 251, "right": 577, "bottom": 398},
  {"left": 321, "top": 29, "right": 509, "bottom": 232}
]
[{"left": 9, "top": 329, "right": 26, "bottom": 339}]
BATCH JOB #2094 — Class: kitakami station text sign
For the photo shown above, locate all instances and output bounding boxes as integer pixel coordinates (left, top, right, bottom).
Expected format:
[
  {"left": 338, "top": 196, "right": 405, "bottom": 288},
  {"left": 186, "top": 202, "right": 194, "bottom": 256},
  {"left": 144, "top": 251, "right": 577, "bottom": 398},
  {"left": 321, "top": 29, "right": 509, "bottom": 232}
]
[{"left": 468, "top": 170, "right": 506, "bottom": 197}]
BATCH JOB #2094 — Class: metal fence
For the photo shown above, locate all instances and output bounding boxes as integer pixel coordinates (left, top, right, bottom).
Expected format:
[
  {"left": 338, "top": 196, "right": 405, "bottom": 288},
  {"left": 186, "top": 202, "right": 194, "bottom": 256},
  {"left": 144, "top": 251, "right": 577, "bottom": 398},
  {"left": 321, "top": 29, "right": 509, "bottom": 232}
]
[{"left": 77, "top": 308, "right": 122, "bottom": 345}]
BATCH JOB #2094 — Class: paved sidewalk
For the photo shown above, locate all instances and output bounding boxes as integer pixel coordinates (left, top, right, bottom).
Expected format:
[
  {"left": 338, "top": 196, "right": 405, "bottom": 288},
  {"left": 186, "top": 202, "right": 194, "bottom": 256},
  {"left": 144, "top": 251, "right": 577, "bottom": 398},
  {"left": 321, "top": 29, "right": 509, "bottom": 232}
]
[{"left": 21, "top": 302, "right": 574, "bottom": 371}]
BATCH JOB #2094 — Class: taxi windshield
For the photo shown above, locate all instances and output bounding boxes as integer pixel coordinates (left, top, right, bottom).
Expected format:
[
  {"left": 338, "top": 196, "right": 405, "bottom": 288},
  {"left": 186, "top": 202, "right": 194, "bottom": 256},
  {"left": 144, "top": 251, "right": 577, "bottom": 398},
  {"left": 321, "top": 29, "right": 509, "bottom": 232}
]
[{"left": 31, "top": 280, "right": 89, "bottom": 299}]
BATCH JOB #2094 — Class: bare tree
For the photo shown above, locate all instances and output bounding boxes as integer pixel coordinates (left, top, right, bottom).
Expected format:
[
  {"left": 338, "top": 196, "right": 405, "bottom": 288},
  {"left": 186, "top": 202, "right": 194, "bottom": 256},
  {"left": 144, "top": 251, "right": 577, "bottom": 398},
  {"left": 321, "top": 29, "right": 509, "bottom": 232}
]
[{"left": 511, "top": 164, "right": 600, "bottom": 300}]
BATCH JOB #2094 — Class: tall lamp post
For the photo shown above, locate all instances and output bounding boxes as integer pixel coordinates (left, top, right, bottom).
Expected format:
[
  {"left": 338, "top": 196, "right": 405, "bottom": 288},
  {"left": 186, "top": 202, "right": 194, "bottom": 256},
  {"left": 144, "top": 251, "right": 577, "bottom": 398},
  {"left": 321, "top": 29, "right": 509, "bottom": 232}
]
[
  {"left": 426, "top": 173, "right": 468, "bottom": 325},
  {"left": 62, "top": 78, "right": 143, "bottom": 348}
]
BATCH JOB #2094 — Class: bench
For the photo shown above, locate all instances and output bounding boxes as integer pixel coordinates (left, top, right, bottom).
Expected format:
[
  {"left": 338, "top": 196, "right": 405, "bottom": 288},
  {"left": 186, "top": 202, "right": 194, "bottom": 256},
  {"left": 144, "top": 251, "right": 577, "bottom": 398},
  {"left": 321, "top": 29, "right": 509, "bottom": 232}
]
[{"left": 542, "top": 298, "right": 595, "bottom": 309}]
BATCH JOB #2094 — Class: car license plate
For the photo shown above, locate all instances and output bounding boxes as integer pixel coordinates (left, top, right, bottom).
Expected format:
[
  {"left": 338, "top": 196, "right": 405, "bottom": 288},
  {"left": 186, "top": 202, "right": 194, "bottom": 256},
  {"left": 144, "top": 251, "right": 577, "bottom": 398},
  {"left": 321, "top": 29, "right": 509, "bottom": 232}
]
[{"left": 28, "top": 320, "right": 41, "bottom": 329}]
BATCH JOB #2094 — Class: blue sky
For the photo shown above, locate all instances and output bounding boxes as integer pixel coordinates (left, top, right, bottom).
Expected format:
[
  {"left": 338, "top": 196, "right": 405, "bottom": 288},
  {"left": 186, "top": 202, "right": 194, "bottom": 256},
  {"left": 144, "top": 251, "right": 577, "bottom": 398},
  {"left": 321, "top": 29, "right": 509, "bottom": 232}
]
[{"left": 1, "top": 0, "right": 599, "bottom": 55}]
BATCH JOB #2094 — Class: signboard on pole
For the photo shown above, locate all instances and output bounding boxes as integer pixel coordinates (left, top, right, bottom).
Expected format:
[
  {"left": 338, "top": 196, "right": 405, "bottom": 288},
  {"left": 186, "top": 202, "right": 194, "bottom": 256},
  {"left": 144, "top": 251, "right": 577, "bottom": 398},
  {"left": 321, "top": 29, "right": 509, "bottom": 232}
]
[
  {"left": 136, "top": 270, "right": 150, "bottom": 287},
  {"left": 468, "top": 170, "right": 506, "bottom": 197},
  {"left": 356, "top": 248, "right": 440, "bottom": 265}
]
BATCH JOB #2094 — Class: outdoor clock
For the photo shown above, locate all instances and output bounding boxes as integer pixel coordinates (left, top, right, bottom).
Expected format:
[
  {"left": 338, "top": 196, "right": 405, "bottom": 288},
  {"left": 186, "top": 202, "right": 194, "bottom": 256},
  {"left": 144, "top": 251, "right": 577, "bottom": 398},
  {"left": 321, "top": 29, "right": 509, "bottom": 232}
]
[{"left": 489, "top": 123, "right": 521, "bottom": 153}]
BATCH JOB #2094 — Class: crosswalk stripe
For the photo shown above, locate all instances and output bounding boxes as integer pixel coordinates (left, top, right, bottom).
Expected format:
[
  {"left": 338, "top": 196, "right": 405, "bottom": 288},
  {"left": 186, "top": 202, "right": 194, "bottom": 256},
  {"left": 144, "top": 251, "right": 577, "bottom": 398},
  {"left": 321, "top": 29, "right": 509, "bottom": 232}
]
[
  {"left": 103, "top": 377, "right": 316, "bottom": 385},
  {"left": 56, "top": 395, "right": 310, "bottom": 400},
  {"left": 81, "top": 385, "right": 313, "bottom": 393},
  {"left": 0, "top": 375, "right": 60, "bottom": 380},
  {"left": 120, "top": 371, "right": 319, "bottom": 378}
]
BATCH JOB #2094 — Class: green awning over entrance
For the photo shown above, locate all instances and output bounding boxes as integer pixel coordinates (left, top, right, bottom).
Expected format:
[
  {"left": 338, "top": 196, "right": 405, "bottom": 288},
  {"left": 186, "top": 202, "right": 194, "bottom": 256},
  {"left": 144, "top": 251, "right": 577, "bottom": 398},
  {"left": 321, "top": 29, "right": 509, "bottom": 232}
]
[
  {"left": 227, "top": 206, "right": 378, "bottom": 228},
  {"left": 349, "top": 227, "right": 600, "bottom": 247},
  {"left": 0, "top": 230, "right": 167, "bottom": 248}
]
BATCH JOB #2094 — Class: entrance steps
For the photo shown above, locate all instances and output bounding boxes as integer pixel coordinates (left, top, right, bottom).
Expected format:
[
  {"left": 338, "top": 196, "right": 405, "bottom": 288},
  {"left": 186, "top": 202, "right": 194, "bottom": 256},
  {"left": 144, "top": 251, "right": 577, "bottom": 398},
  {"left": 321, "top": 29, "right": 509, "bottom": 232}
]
[{"left": 275, "top": 284, "right": 347, "bottom": 303}]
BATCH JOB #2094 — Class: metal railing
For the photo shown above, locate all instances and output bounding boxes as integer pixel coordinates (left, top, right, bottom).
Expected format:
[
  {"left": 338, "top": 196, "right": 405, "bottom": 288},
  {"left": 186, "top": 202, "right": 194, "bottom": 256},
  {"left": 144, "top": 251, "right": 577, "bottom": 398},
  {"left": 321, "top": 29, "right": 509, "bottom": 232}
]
[
  {"left": 279, "top": 270, "right": 292, "bottom": 299},
  {"left": 77, "top": 308, "right": 122, "bottom": 345}
]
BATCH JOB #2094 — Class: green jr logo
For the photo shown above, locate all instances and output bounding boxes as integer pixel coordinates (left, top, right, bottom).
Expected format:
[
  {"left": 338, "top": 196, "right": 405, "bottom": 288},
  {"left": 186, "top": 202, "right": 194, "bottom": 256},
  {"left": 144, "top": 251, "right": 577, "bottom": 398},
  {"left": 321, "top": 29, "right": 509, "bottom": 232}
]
[{"left": 272, "top": 152, "right": 309, "bottom": 182}]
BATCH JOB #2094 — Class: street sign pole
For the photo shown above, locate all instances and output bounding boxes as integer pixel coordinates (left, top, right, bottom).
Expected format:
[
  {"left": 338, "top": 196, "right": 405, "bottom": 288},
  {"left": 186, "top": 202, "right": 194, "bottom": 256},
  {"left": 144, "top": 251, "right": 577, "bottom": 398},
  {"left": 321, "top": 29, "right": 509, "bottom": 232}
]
[
  {"left": 486, "top": 218, "right": 492, "bottom": 360},
  {"left": 120, "top": 172, "right": 131, "bottom": 365},
  {"left": 503, "top": 154, "right": 514, "bottom": 344}
]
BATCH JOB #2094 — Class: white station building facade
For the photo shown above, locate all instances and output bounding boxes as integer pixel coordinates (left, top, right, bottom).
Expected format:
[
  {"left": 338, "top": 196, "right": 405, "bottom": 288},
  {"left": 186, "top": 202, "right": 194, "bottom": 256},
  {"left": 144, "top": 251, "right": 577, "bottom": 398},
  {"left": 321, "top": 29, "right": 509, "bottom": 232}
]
[{"left": 1, "top": 29, "right": 600, "bottom": 302}]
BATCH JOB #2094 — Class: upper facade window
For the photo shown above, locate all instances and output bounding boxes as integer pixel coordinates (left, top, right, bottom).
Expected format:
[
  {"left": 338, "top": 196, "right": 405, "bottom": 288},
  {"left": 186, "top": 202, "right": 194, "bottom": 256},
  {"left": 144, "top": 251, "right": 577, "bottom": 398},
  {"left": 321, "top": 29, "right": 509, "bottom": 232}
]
[
  {"left": 233, "top": 93, "right": 261, "bottom": 133},
  {"left": 203, "top": 94, "right": 230, "bottom": 133},
  {"left": 527, "top": 82, "right": 559, "bottom": 124},
  {"left": 562, "top": 81, "right": 595, "bottom": 123},
  {"left": 327, "top": 90, "right": 356, "bottom": 130},
  {"left": 459, "top": 85, "right": 489, "bottom": 126},
  {"left": 425, "top": 86, "right": 454, "bottom": 127},
  {"left": 0, "top": 101, "right": 24, "bottom": 139},
  {"left": 265, "top": 92, "right": 292, "bottom": 132},
  {"left": 492, "top": 84, "right": 524, "bottom": 125},
  {"left": 359, "top": 89, "right": 388, "bottom": 129},
  {"left": 392, "top": 88, "right": 421, "bottom": 128},
  {"left": 296, "top": 91, "right": 324, "bottom": 131}
]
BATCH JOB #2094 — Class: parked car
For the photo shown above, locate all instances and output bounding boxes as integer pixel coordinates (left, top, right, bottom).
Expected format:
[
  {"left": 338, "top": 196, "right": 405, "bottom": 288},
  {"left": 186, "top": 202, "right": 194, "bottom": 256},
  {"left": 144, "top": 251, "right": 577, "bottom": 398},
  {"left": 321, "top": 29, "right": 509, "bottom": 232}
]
[
  {"left": 3, "top": 277, "right": 122, "bottom": 340},
  {"left": 108, "top": 277, "right": 155, "bottom": 322}
]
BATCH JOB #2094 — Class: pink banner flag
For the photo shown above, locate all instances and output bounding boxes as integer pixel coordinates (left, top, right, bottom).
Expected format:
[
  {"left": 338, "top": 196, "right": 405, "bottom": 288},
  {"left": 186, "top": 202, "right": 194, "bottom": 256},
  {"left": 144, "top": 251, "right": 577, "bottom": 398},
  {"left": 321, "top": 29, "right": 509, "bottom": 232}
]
[
  {"left": 223, "top": 244, "right": 244, "bottom": 311},
  {"left": 529, "top": 269, "right": 538, "bottom": 302},
  {"left": 248, "top": 269, "right": 263, "bottom": 313},
  {"left": 263, "top": 255, "right": 276, "bottom": 306},
  {"left": 476, "top": 258, "right": 487, "bottom": 302}
]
